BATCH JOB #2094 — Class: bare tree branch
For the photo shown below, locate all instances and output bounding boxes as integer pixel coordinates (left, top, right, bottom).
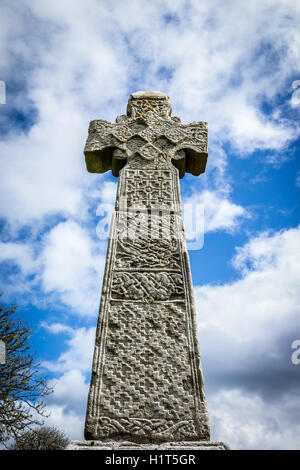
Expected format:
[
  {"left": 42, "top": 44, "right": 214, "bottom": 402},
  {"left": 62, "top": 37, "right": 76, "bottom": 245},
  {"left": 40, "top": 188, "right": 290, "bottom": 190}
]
[{"left": 0, "top": 302, "right": 53, "bottom": 446}]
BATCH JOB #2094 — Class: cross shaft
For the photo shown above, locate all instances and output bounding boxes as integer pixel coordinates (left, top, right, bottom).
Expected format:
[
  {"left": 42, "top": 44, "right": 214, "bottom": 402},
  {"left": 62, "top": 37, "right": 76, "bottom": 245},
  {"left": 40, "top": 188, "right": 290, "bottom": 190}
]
[{"left": 84, "top": 91, "right": 210, "bottom": 442}]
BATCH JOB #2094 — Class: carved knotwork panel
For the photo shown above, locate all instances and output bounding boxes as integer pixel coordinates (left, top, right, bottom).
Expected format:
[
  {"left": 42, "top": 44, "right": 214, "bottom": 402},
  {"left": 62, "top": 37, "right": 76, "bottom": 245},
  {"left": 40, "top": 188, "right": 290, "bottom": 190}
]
[
  {"left": 103, "top": 303, "right": 191, "bottom": 417},
  {"left": 115, "top": 207, "right": 182, "bottom": 270},
  {"left": 125, "top": 169, "right": 173, "bottom": 209},
  {"left": 117, "top": 167, "right": 179, "bottom": 213},
  {"left": 84, "top": 93, "right": 210, "bottom": 442},
  {"left": 84, "top": 92, "right": 208, "bottom": 177},
  {"left": 91, "top": 302, "right": 209, "bottom": 440},
  {"left": 111, "top": 272, "right": 184, "bottom": 302},
  {"left": 85, "top": 117, "right": 207, "bottom": 161},
  {"left": 115, "top": 237, "right": 181, "bottom": 270}
]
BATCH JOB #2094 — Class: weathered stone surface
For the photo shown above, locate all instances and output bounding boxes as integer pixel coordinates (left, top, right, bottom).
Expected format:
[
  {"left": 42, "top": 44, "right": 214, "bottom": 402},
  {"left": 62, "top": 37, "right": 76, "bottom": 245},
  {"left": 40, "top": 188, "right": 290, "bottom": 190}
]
[
  {"left": 84, "top": 92, "right": 210, "bottom": 443},
  {"left": 66, "top": 440, "right": 230, "bottom": 450},
  {"left": 84, "top": 91, "right": 207, "bottom": 178}
]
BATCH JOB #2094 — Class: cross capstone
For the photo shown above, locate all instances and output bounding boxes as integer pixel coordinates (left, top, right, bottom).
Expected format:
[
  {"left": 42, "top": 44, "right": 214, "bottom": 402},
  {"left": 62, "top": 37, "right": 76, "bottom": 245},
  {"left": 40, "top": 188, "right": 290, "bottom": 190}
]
[{"left": 84, "top": 91, "right": 208, "bottom": 178}]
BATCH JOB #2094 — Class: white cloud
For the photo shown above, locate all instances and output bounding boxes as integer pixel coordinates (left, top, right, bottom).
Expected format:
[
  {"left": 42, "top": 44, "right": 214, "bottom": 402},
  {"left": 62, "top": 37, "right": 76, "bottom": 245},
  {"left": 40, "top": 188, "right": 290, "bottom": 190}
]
[
  {"left": 183, "top": 189, "right": 246, "bottom": 235},
  {"left": 0, "top": 1, "right": 127, "bottom": 226},
  {"left": 89, "top": 181, "right": 118, "bottom": 205},
  {"left": 0, "top": 240, "right": 40, "bottom": 300},
  {"left": 196, "top": 225, "right": 300, "bottom": 340},
  {"left": 43, "top": 404, "right": 84, "bottom": 440},
  {"left": 40, "top": 324, "right": 94, "bottom": 440},
  {"left": 232, "top": 226, "right": 300, "bottom": 274},
  {"left": 47, "top": 369, "right": 89, "bottom": 413},
  {"left": 0, "top": 219, "right": 107, "bottom": 314},
  {"left": 0, "top": 0, "right": 299, "bottom": 229},
  {"left": 0, "top": 241, "right": 37, "bottom": 275},
  {"left": 42, "top": 323, "right": 95, "bottom": 373},
  {"left": 218, "top": 91, "right": 297, "bottom": 154},
  {"left": 0, "top": 66, "right": 91, "bottom": 224},
  {"left": 194, "top": 226, "right": 300, "bottom": 448},
  {"left": 40, "top": 321, "right": 73, "bottom": 335},
  {"left": 40, "top": 220, "right": 106, "bottom": 315},
  {"left": 209, "top": 388, "right": 300, "bottom": 450},
  {"left": 1, "top": 0, "right": 300, "bottom": 449},
  {"left": 40, "top": 226, "right": 300, "bottom": 448}
]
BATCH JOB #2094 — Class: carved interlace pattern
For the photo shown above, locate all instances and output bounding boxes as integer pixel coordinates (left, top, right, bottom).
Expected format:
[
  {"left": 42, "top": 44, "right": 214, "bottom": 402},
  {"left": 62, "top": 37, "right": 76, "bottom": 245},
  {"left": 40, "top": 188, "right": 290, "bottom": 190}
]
[
  {"left": 84, "top": 94, "right": 210, "bottom": 441},
  {"left": 115, "top": 236, "right": 180, "bottom": 270},
  {"left": 122, "top": 169, "right": 173, "bottom": 209},
  {"left": 95, "top": 302, "right": 199, "bottom": 440},
  {"left": 85, "top": 99, "right": 208, "bottom": 167},
  {"left": 111, "top": 272, "right": 184, "bottom": 302}
]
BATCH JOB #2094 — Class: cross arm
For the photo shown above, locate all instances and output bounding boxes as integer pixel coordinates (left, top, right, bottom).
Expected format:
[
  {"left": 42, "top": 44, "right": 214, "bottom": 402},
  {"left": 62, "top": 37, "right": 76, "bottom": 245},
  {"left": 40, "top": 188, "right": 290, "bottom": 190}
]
[
  {"left": 171, "top": 121, "right": 208, "bottom": 178},
  {"left": 84, "top": 107, "right": 208, "bottom": 179},
  {"left": 84, "top": 119, "right": 127, "bottom": 177}
]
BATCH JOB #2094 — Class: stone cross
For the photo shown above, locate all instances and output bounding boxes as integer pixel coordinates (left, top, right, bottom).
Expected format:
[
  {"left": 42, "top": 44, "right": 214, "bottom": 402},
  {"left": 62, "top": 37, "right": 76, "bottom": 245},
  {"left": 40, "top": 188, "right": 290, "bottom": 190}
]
[{"left": 84, "top": 91, "right": 210, "bottom": 442}]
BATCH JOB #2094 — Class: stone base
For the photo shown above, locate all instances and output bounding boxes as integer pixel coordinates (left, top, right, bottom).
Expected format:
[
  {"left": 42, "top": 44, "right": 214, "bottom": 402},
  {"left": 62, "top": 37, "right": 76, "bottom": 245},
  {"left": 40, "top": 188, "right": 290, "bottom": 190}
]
[{"left": 65, "top": 440, "right": 230, "bottom": 450}]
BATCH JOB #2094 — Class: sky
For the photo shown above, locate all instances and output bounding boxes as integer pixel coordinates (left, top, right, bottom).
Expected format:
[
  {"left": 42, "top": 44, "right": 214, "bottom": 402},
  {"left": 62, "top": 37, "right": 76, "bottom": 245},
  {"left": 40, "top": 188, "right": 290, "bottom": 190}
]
[{"left": 0, "top": 0, "right": 300, "bottom": 450}]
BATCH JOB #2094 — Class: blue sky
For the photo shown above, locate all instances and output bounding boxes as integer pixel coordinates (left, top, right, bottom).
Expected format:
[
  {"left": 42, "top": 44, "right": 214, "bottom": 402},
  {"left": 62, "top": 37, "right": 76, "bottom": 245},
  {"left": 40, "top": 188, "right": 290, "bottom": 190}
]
[{"left": 0, "top": 0, "right": 300, "bottom": 449}]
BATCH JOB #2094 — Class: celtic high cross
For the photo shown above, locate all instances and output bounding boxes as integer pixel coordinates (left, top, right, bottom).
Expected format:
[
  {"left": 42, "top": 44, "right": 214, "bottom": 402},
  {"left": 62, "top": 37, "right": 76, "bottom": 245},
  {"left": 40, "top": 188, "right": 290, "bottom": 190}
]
[{"left": 84, "top": 91, "right": 210, "bottom": 442}]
